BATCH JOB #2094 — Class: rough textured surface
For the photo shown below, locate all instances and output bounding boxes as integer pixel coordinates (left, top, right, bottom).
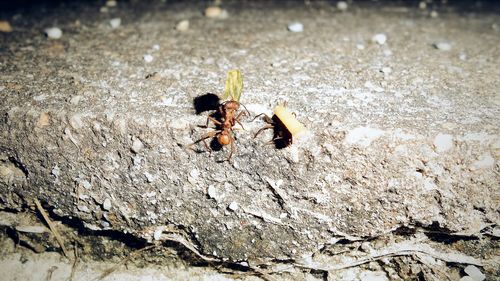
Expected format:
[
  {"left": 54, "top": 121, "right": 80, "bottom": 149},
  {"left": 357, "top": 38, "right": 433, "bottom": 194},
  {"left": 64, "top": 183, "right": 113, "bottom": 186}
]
[{"left": 0, "top": 0, "right": 499, "bottom": 278}]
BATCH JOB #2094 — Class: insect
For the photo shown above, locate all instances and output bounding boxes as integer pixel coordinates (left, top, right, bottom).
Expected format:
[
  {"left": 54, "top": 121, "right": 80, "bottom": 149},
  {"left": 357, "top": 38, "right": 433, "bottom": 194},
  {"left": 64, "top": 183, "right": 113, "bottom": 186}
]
[
  {"left": 254, "top": 104, "right": 306, "bottom": 148},
  {"left": 191, "top": 70, "right": 248, "bottom": 161}
]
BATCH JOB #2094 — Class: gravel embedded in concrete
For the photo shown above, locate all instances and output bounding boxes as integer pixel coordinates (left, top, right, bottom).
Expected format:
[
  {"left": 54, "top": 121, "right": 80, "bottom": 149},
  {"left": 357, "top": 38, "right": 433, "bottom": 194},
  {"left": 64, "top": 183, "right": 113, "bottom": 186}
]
[
  {"left": 371, "top": 33, "right": 387, "bottom": 45},
  {"left": 287, "top": 22, "right": 304, "bottom": 32},
  {"left": 44, "top": 27, "right": 62, "bottom": 39}
]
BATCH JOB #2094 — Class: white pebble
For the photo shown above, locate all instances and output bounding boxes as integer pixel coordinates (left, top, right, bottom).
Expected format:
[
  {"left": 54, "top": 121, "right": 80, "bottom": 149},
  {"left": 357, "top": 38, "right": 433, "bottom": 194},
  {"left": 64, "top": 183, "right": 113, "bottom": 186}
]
[
  {"left": 356, "top": 43, "right": 365, "bottom": 50},
  {"left": 51, "top": 165, "right": 60, "bottom": 177},
  {"left": 228, "top": 201, "right": 239, "bottom": 211},
  {"left": 131, "top": 138, "right": 144, "bottom": 153},
  {"left": 100, "top": 6, "right": 109, "bottom": 13},
  {"left": 430, "top": 10, "right": 439, "bottom": 18},
  {"left": 44, "top": 27, "right": 62, "bottom": 39},
  {"left": 153, "top": 228, "right": 162, "bottom": 241},
  {"left": 419, "top": 2, "right": 427, "bottom": 9},
  {"left": 103, "top": 198, "right": 112, "bottom": 210},
  {"left": 106, "top": 0, "right": 117, "bottom": 7},
  {"left": 434, "top": 42, "right": 452, "bottom": 51},
  {"left": 109, "top": 18, "right": 121, "bottom": 29},
  {"left": 371, "top": 33, "right": 387, "bottom": 45},
  {"left": 144, "top": 54, "right": 153, "bottom": 63},
  {"left": 190, "top": 169, "right": 200, "bottom": 180},
  {"left": 176, "top": 20, "right": 189, "bottom": 31},
  {"left": 337, "top": 1, "right": 348, "bottom": 11},
  {"left": 433, "top": 133, "right": 453, "bottom": 152},
  {"left": 152, "top": 44, "right": 160, "bottom": 50},
  {"left": 464, "top": 265, "right": 485, "bottom": 281},
  {"left": 381, "top": 67, "right": 392, "bottom": 74},
  {"left": 459, "top": 53, "right": 467, "bottom": 60},
  {"left": 288, "top": 22, "right": 304, "bottom": 33},
  {"left": 207, "top": 185, "right": 217, "bottom": 199},
  {"left": 78, "top": 205, "right": 90, "bottom": 213}
]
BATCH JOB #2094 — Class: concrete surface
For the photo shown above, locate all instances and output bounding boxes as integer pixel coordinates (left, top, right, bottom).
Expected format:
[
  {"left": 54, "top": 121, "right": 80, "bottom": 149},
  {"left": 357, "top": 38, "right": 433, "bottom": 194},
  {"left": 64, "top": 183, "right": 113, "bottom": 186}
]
[{"left": 0, "top": 1, "right": 499, "bottom": 280}]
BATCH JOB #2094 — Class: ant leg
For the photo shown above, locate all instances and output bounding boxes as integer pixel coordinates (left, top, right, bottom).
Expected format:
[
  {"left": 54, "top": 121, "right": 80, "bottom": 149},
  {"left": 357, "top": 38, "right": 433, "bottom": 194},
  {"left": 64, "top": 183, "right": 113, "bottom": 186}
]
[
  {"left": 190, "top": 130, "right": 220, "bottom": 152},
  {"left": 240, "top": 103, "right": 251, "bottom": 116},
  {"left": 234, "top": 111, "right": 247, "bottom": 129},
  {"left": 226, "top": 134, "right": 236, "bottom": 161},
  {"left": 251, "top": 113, "right": 273, "bottom": 124},
  {"left": 254, "top": 125, "right": 274, "bottom": 138},
  {"left": 205, "top": 115, "right": 222, "bottom": 128}
]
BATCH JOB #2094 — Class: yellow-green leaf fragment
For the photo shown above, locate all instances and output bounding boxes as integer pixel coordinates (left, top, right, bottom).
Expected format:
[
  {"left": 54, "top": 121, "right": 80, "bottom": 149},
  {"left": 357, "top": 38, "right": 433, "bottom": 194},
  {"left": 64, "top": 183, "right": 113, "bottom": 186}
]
[
  {"left": 223, "top": 70, "right": 243, "bottom": 102},
  {"left": 274, "top": 105, "right": 307, "bottom": 137}
]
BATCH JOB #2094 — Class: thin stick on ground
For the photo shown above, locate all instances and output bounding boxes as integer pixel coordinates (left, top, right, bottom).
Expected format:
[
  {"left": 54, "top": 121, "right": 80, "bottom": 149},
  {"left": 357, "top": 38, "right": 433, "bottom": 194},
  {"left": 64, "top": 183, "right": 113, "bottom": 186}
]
[
  {"left": 67, "top": 242, "right": 79, "bottom": 281},
  {"left": 95, "top": 245, "right": 157, "bottom": 281},
  {"left": 34, "top": 198, "right": 70, "bottom": 259}
]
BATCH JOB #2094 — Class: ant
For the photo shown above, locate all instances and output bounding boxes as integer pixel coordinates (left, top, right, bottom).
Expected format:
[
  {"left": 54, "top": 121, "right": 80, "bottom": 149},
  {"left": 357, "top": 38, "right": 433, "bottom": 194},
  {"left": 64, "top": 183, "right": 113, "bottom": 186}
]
[
  {"left": 253, "top": 104, "right": 306, "bottom": 149},
  {"left": 191, "top": 99, "right": 249, "bottom": 161},
  {"left": 253, "top": 113, "right": 293, "bottom": 149}
]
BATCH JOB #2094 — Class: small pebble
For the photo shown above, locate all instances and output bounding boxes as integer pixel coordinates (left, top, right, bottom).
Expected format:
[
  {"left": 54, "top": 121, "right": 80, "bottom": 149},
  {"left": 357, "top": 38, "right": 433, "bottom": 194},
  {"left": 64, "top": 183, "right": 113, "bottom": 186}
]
[
  {"left": 433, "top": 133, "right": 453, "bottom": 153},
  {"left": 434, "top": 42, "right": 452, "bottom": 51},
  {"left": 44, "top": 27, "right": 63, "bottom": 39},
  {"left": 131, "top": 138, "right": 144, "bottom": 153},
  {"left": 37, "top": 112, "right": 50, "bottom": 128},
  {"left": 419, "top": 1, "right": 427, "bottom": 9},
  {"left": 153, "top": 228, "right": 162, "bottom": 240},
  {"left": 205, "top": 6, "right": 221, "bottom": 17},
  {"left": 78, "top": 205, "right": 90, "bottom": 213},
  {"left": 205, "top": 6, "right": 228, "bottom": 19},
  {"left": 106, "top": 0, "right": 117, "bottom": 7},
  {"left": 371, "top": 33, "right": 387, "bottom": 45},
  {"left": 176, "top": 19, "right": 189, "bottom": 31},
  {"left": 152, "top": 44, "right": 160, "bottom": 50},
  {"left": 381, "top": 67, "right": 392, "bottom": 74},
  {"left": 459, "top": 53, "right": 467, "bottom": 61},
  {"left": 103, "top": 198, "right": 112, "bottom": 210},
  {"left": 337, "top": 1, "right": 348, "bottom": 11},
  {"left": 288, "top": 22, "right": 304, "bottom": 33},
  {"left": 100, "top": 6, "right": 109, "bottom": 13},
  {"left": 430, "top": 10, "right": 439, "bottom": 18},
  {"left": 356, "top": 43, "right": 365, "bottom": 50},
  {"left": 144, "top": 54, "right": 153, "bottom": 63},
  {"left": 0, "top": 21, "right": 13, "bottom": 32},
  {"left": 207, "top": 185, "right": 217, "bottom": 199},
  {"left": 228, "top": 201, "right": 239, "bottom": 211},
  {"left": 15, "top": 225, "right": 48, "bottom": 234},
  {"left": 190, "top": 169, "right": 200, "bottom": 180},
  {"left": 109, "top": 18, "right": 121, "bottom": 29},
  {"left": 464, "top": 265, "right": 485, "bottom": 281}
]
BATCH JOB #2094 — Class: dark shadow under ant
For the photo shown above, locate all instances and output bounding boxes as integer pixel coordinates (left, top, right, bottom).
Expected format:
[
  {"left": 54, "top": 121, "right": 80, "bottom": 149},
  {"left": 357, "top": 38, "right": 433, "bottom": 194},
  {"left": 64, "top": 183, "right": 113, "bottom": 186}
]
[
  {"left": 253, "top": 114, "right": 292, "bottom": 149},
  {"left": 193, "top": 93, "right": 220, "bottom": 115}
]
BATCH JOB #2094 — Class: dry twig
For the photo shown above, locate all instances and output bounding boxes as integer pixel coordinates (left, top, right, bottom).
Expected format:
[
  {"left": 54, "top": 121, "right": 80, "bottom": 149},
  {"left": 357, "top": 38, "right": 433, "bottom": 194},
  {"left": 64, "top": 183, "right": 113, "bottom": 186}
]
[{"left": 34, "top": 198, "right": 70, "bottom": 258}]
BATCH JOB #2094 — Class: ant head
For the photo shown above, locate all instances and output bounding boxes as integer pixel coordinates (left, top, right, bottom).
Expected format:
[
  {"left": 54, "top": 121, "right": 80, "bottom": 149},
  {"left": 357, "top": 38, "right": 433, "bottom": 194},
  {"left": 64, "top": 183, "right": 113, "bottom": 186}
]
[
  {"left": 224, "top": 101, "right": 240, "bottom": 111},
  {"left": 217, "top": 132, "right": 231, "bottom": 146}
]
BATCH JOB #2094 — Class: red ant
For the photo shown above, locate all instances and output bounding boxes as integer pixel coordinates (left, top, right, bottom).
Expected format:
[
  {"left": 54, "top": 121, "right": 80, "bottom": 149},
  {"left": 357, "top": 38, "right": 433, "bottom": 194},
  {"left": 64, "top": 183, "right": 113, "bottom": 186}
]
[{"left": 191, "top": 100, "right": 249, "bottom": 161}]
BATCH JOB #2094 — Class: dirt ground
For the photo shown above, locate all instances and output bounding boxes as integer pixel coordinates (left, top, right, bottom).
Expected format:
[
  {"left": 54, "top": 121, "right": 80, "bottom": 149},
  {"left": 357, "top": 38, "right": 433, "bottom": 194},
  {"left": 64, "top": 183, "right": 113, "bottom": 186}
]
[{"left": 0, "top": 0, "right": 499, "bottom": 280}]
